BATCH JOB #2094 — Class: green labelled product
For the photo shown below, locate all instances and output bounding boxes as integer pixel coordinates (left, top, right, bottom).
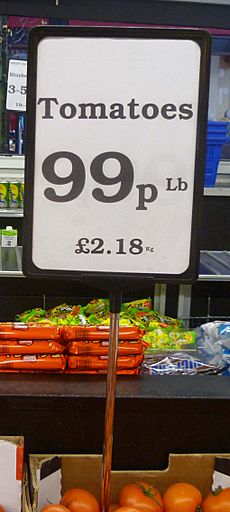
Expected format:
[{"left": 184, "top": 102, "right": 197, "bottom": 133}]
[
  {"left": 0, "top": 180, "right": 9, "bottom": 209},
  {"left": 8, "top": 180, "right": 20, "bottom": 209},
  {"left": 19, "top": 179, "right": 24, "bottom": 208},
  {"left": 1, "top": 226, "right": 18, "bottom": 247}
]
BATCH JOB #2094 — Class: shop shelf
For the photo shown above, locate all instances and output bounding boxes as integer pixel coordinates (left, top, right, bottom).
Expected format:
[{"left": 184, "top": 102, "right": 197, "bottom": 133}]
[
  {"left": 0, "top": 246, "right": 23, "bottom": 274},
  {"left": 204, "top": 187, "right": 230, "bottom": 196},
  {"left": 0, "top": 270, "right": 24, "bottom": 277},
  {"left": 199, "top": 250, "right": 230, "bottom": 281},
  {"left": 0, "top": 248, "right": 229, "bottom": 280},
  {"left": 0, "top": 209, "right": 23, "bottom": 217}
]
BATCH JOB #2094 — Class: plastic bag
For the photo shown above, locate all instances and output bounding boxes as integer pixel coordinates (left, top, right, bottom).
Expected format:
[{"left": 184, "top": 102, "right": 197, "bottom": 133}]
[
  {"left": 142, "top": 351, "right": 222, "bottom": 375},
  {"left": 196, "top": 321, "right": 230, "bottom": 368}
]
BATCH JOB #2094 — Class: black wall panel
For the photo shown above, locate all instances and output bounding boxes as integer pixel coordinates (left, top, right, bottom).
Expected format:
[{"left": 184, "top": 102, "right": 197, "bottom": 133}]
[{"left": 1, "top": 1, "right": 230, "bottom": 29}]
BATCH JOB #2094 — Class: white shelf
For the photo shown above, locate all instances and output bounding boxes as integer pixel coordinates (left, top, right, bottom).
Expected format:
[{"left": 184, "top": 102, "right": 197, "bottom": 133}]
[
  {"left": 0, "top": 246, "right": 23, "bottom": 274},
  {"left": 204, "top": 187, "right": 230, "bottom": 196},
  {"left": 199, "top": 273, "right": 230, "bottom": 281},
  {"left": 0, "top": 271, "right": 24, "bottom": 277},
  {"left": 199, "top": 251, "right": 230, "bottom": 281},
  {"left": 0, "top": 155, "right": 24, "bottom": 180},
  {"left": 0, "top": 209, "right": 23, "bottom": 217}
]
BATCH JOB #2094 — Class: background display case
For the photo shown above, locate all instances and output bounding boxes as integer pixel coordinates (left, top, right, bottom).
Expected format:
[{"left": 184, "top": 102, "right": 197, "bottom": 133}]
[{"left": 0, "top": 0, "right": 229, "bottom": 469}]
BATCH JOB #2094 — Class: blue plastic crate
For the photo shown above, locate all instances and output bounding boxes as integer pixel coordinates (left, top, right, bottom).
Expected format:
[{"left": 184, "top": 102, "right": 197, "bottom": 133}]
[
  {"left": 205, "top": 121, "right": 229, "bottom": 187},
  {"left": 205, "top": 161, "right": 219, "bottom": 187},
  {"left": 207, "top": 121, "right": 229, "bottom": 136},
  {"left": 205, "top": 142, "right": 225, "bottom": 187}
]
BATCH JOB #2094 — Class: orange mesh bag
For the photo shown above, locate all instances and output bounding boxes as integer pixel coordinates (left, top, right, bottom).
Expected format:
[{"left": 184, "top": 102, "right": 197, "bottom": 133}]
[
  {"left": 68, "top": 339, "right": 145, "bottom": 356},
  {"left": 63, "top": 325, "right": 143, "bottom": 341},
  {"left": 0, "top": 354, "right": 66, "bottom": 371},
  {"left": 68, "top": 354, "right": 143, "bottom": 370},
  {"left": 66, "top": 368, "right": 140, "bottom": 375},
  {"left": 0, "top": 323, "right": 61, "bottom": 340},
  {"left": 0, "top": 339, "right": 67, "bottom": 354}
]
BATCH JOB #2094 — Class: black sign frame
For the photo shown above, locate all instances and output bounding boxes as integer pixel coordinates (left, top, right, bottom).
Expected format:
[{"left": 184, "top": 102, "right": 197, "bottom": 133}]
[{"left": 23, "top": 26, "right": 211, "bottom": 287}]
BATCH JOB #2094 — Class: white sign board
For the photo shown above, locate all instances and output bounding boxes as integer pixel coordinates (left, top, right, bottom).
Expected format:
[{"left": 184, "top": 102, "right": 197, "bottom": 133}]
[
  {"left": 23, "top": 28, "right": 210, "bottom": 282},
  {"left": 6, "top": 59, "right": 27, "bottom": 111}
]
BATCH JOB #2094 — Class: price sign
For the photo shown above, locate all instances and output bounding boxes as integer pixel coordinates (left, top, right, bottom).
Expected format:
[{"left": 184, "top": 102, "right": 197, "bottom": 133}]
[
  {"left": 23, "top": 27, "right": 211, "bottom": 283},
  {"left": 6, "top": 59, "right": 27, "bottom": 111}
]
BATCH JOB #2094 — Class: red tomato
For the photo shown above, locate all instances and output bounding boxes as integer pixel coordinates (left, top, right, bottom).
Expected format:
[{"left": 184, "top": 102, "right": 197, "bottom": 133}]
[
  {"left": 163, "top": 482, "right": 202, "bottom": 512},
  {"left": 202, "top": 486, "right": 230, "bottom": 511},
  {"left": 60, "top": 488, "right": 100, "bottom": 512},
  {"left": 109, "top": 504, "right": 120, "bottom": 512},
  {"left": 68, "top": 499, "right": 103, "bottom": 512},
  {"left": 41, "top": 505, "right": 70, "bottom": 512},
  {"left": 114, "top": 508, "right": 142, "bottom": 512},
  {"left": 119, "top": 482, "right": 163, "bottom": 512}
]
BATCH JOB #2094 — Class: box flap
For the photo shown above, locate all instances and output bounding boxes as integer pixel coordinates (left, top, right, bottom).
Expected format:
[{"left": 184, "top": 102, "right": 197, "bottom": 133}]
[
  {"left": 213, "top": 456, "right": 230, "bottom": 490},
  {"left": 0, "top": 436, "right": 24, "bottom": 512},
  {"left": 29, "top": 455, "right": 61, "bottom": 511}
]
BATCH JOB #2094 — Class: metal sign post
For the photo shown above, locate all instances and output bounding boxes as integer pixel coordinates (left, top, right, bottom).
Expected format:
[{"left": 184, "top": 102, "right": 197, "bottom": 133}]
[
  {"left": 22, "top": 25, "right": 211, "bottom": 511},
  {"left": 101, "top": 291, "right": 122, "bottom": 512}
]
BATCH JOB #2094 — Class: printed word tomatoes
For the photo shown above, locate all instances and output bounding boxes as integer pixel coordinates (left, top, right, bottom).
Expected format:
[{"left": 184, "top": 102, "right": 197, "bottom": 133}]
[
  {"left": 119, "top": 482, "right": 163, "bottom": 512},
  {"left": 202, "top": 486, "right": 230, "bottom": 511},
  {"left": 163, "top": 482, "right": 202, "bottom": 512}
]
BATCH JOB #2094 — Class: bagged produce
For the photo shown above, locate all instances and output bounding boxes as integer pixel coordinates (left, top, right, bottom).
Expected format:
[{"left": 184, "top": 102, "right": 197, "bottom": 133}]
[
  {"left": 0, "top": 323, "right": 62, "bottom": 340},
  {"left": 15, "top": 308, "right": 47, "bottom": 323},
  {"left": 83, "top": 298, "right": 109, "bottom": 317},
  {"left": 142, "top": 351, "right": 222, "bottom": 375},
  {"left": 142, "top": 328, "right": 196, "bottom": 351},
  {"left": 0, "top": 339, "right": 67, "bottom": 354},
  {"left": 16, "top": 304, "right": 87, "bottom": 326},
  {"left": 68, "top": 354, "right": 143, "bottom": 370},
  {"left": 118, "top": 308, "right": 185, "bottom": 330},
  {"left": 63, "top": 325, "right": 143, "bottom": 341},
  {"left": 197, "top": 321, "right": 230, "bottom": 369},
  {"left": 0, "top": 354, "right": 66, "bottom": 371},
  {"left": 66, "top": 368, "right": 140, "bottom": 374},
  {"left": 68, "top": 339, "right": 146, "bottom": 356}
]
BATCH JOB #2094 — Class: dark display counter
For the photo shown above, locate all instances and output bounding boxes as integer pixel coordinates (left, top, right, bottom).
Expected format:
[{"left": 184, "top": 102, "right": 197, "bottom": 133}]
[{"left": 1, "top": 373, "right": 230, "bottom": 468}]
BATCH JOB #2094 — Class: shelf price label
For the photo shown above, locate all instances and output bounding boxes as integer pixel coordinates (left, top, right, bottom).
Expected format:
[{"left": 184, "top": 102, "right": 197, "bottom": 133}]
[
  {"left": 6, "top": 59, "right": 27, "bottom": 111},
  {"left": 23, "top": 27, "right": 211, "bottom": 282}
]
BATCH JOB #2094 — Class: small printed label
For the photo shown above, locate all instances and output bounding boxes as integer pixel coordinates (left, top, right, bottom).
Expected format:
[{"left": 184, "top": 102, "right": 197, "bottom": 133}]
[
  {"left": 1, "top": 235, "right": 17, "bottom": 247},
  {"left": 13, "top": 323, "right": 28, "bottom": 330},
  {"left": 22, "top": 355, "right": 37, "bottom": 362},
  {"left": 6, "top": 59, "right": 27, "bottom": 111}
]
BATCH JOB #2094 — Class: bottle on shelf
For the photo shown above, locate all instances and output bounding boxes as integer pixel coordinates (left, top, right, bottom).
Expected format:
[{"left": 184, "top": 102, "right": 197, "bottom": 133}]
[{"left": 1, "top": 226, "right": 18, "bottom": 248}]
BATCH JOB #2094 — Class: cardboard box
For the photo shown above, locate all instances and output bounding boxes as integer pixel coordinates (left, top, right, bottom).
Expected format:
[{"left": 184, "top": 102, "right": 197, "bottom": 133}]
[
  {"left": 0, "top": 436, "right": 24, "bottom": 512},
  {"left": 24, "top": 452, "right": 230, "bottom": 512}
]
